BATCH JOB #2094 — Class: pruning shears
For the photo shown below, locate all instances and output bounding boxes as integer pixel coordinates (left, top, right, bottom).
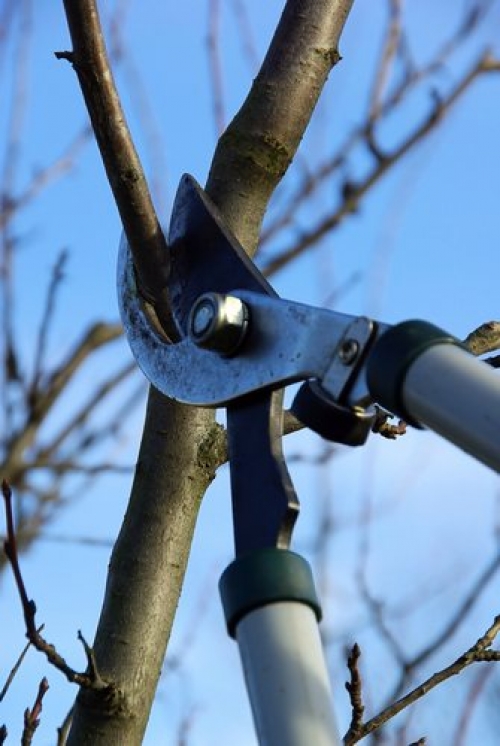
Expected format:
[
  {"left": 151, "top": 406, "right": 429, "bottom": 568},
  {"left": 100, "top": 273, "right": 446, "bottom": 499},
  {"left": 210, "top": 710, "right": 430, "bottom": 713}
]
[{"left": 118, "top": 174, "right": 500, "bottom": 745}]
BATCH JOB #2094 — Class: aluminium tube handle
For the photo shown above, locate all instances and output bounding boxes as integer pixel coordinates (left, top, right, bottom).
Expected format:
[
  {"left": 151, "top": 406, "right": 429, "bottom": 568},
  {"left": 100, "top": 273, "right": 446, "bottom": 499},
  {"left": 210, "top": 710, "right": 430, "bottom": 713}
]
[
  {"left": 219, "top": 549, "right": 342, "bottom": 746},
  {"left": 367, "top": 321, "right": 500, "bottom": 473}
]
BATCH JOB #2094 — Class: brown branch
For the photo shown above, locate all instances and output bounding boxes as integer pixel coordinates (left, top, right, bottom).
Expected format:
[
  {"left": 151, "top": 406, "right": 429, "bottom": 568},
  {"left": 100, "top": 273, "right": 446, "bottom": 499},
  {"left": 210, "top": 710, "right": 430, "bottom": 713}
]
[
  {"left": 29, "top": 249, "right": 68, "bottom": 400},
  {"left": 3, "top": 322, "right": 123, "bottom": 483},
  {"left": 58, "top": 0, "right": 176, "bottom": 338},
  {"left": 29, "top": 322, "right": 122, "bottom": 420},
  {"left": 229, "top": 0, "right": 260, "bottom": 72},
  {"left": 463, "top": 321, "right": 500, "bottom": 356},
  {"left": 207, "top": 0, "right": 226, "bottom": 137},
  {"left": 57, "top": 707, "right": 74, "bottom": 746},
  {"left": 344, "top": 615, "right": 500, "bottom": 744},
  {"left": 22, "top": 678, "right": 49, "bottom": 746},
  {"left": 453, "top": 666, "right": 495, "bottom": 746},
  {"left": 408, "top": 551, "right": 500, "bottom": 672},
  {"left": 0, "top": 630, "right": 42, "bottom": 702},
  {"left": 0, "top": 126, "right": 92, "bottom": 231},
  {"left": 344, "top": 643, "right": 365, "bottom": 743},
  {"left": 377, "top": 550, "right": 500, "bottom": 709},
  {"left": 2, "top": 481, "right": 109, "bottom": 691},
  {"left": 206, "top": 0, "right": 355, "bottom": 252},
  {"left": 368, "top": 0, "right": 404, "bottom": 120},
  {"left": 31, "top": 360, "right": 137, "bottom": 466},
  {"left": 262, "top": 52, "right": 500, "bottom": 275}
]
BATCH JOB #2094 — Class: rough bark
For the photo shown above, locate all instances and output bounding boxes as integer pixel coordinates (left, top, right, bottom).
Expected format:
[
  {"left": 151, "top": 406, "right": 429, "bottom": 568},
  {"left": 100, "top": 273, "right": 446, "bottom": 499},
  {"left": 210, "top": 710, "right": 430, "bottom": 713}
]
[
  {"left": 64, "top": 1, "right": 355, "bottom": 743},
  {"left": 207, "top": 0, "right": 354, "bottom": 253},
  {"left": 67, "top": 393, "right": 222, "bottom": 744}
]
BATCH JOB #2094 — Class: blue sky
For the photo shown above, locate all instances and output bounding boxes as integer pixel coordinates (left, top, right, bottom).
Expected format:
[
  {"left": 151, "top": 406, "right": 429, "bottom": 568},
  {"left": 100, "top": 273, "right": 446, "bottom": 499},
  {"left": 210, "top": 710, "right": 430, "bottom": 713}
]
[{"left": 1, "top": 1, "right": 500, "bottom": 744}]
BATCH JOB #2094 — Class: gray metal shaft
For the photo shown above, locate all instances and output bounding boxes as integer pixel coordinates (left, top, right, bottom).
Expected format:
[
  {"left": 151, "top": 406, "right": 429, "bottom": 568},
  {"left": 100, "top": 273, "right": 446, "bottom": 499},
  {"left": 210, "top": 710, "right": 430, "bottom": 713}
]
[
  {"left": 403, "top": 344, "right": 500, "bottom": 472},
  {"left": 235, "top": 602, "right": 341, "bottom": 746}
]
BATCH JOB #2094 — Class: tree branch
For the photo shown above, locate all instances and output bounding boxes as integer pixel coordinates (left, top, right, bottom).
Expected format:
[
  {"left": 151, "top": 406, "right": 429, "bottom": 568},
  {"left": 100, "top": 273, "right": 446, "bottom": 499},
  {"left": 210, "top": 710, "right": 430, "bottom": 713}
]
[
  {"left": 344, "top": 616, "right": 500, "bottom": 744},
  {"left": 21, "top": 678, "right": 49, "bottom": 746},
  {"left": 58, "top": 0, "right": 176, "bottom": 337},
  {"left": 464, "top": 321, "right": 500, "bottom": 356},
  {"left": 2, "top": 482, "right": 109, "bottom": 691},
  {"left": 206, "top": 0, "right": 355, "bottom": 253},
  {"left": 262, "top": 52, "right": 500, "bottom": 275}
]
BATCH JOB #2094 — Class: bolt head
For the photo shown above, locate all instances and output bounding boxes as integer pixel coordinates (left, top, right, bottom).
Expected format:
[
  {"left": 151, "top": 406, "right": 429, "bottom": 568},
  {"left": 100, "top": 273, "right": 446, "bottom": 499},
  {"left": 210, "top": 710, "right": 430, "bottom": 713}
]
[{"left": 188, "top": 292, "right": 249, "bottom": 356}]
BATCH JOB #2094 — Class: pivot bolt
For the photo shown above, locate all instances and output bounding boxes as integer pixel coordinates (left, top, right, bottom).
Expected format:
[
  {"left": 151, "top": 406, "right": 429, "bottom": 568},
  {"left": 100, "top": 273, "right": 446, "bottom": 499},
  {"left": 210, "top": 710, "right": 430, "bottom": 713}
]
[
  {"left": 338, "top": 338, "right": 359, "bottom": 365},
  {"left": 188, "top": 292, "right": 249, "bottom": 356}
]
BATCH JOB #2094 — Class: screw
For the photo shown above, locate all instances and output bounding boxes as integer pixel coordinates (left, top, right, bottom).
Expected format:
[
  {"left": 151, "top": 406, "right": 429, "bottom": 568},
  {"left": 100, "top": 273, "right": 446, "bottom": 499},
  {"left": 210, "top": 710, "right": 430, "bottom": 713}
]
[
  {"left": 338, "top": 338, "right": 359, "bottom": 365},
  {"left": 189, "top": 292, "right": 249, "bottom": 356}
]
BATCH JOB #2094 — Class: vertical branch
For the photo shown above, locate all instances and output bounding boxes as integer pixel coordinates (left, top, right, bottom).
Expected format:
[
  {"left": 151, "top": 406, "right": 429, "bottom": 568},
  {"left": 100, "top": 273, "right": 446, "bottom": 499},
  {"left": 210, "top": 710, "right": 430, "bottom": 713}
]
[
  {"left": 229, "top": 0, "right": 260, "bottom": 72},
  {"left": 58, "top": 0, "right": 176, "bottom": 337},
  {"left": 368, "top": 0, "right": 404, "bottom": 119},
  {"left": 206, "top": 0, "right": 355, "bottom": 251},
  {"left": 207, "top": 0, "right": 226, "bottom": 137},
  {"left": 29, "top": 250, "right": 68, "bottom": 403},
  {"left": 1, "top": 0, "right": 33, "bottom": 428}
]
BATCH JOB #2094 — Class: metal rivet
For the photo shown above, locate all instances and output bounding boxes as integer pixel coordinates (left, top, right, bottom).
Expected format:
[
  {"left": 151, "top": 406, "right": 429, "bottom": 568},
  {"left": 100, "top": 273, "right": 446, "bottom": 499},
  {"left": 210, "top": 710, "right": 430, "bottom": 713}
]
[{"left": 338, "top": 338, "right": 359, "bottom": 365}]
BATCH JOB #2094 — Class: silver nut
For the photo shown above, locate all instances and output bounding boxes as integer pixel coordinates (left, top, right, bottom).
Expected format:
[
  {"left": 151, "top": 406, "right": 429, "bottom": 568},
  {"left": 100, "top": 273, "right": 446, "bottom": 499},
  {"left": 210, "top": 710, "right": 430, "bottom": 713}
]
[{"left": 188, "top": 292, "right": 249, "bottom": 356}]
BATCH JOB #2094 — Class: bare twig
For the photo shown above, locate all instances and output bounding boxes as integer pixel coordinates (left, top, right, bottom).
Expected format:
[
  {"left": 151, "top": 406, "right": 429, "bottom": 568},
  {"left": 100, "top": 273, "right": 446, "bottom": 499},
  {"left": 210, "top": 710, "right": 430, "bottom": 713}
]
[
  {"left": 372, "top": 408, "right": 407, "bottom": 440},
  {"left": 0, "top": 725, "right": 6, "bottom": 744},
  {"left": 344, "top": 643, "right": 365, "bottom": 743},
  {"left": 464, "top": 321, "right": 500, "bottom": 356},
  {"left": 368, "top": 0, "right": 404, "bottom": 120},
  {"left": 58, "top": 0, "right": 176, "bottom": 337},
  {"left": 207, "top": 0, "right": 226, "bottom": 137},
  {"left": 229, "top": 0, "right": 260, "bottom": 71},
  {"left": 407, "top": 552, "right": 500, "bottom": 672},
  {"left": 21, "top": 677, "right": 49, "bottom": 746},
  {"left": 262, "top": 53, "right": 500, "bottom": 275},
  {"left": 453, "top": 666, "right": 495, "bottom": 746},
  {"left": 29, "top": 249, "right": 68, "bottom": 402},
  {"left": 206, "top": 0, "right": 354, "bottom": 252},
  {"left": 344, "top": 616, "right": 500, "bottom": 743},
  {"left": 2, "top": 481, "right": 109, "bottom": 690},
  {"left": 0, "top": 627, "right": 43, "bottom": 702},
  {"left": 27, "top": 322, "right": 123, "bottom": 426},
  {"left": 374, "top": 550, "right": 500, "bottom": 709},
  {"left": 0, "top": 126, "right": 92, "bottom": 231},
  {"left": 57, "top": 706, "right": 74, "bottom": 746}
]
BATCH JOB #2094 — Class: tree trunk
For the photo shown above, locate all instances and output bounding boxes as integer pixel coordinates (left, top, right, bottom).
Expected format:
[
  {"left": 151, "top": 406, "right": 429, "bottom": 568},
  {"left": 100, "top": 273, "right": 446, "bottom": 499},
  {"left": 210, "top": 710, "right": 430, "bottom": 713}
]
[{"left": 66, "top": 1, "right": 354, "bottom": 743}]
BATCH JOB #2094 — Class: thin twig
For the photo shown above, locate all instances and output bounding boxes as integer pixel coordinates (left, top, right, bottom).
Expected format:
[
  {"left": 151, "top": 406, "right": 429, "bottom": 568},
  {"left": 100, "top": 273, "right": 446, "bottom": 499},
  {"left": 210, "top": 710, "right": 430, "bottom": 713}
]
[
  {"left": 2, "top": 481, "right": 109, "bottom": 690},
  {"left": 344, "top": 643, "right": 365, "bottom": 742},
  {"left": 0, "top": 626, "right": 44, "bottom": 702},
  {"left": 229, "top": 0, "right": 260, "bottom": 71},
  {"left": 29, "top": 249, "right": 68, "bottom": 402},
  {"left": 262, "top": 53, "right": 500, "bottom": 277},
  {"left": 453, "top": 666, "right": 495, "bottom": 746},
  {"left": 207, "top": 0, "right": 226, "bottom": 137},
  {"left": 368, "top": 0, "right": 404, "bottom": 120},
  {"left": 385, "top": 550, "right": 500, "bottom": 706},
  {"left": 21, "top": 677, "right": 49, "bottom": 746},
  {"left": 56, "top": 706, "right": 74, "bottom": 746},
  {"left": 344, "top": 616, "right": 500, "bottom": 744}
]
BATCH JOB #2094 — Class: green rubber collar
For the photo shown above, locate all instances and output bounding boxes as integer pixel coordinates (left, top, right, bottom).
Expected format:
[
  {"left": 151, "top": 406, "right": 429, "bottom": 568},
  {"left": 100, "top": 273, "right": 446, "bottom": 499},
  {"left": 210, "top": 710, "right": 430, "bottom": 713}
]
[
  {"left": 219, "top": 549, "right": 321, "bottom": 638},
  {"left": 367, "top": 320, "right": 462, "bottom": 426}
]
